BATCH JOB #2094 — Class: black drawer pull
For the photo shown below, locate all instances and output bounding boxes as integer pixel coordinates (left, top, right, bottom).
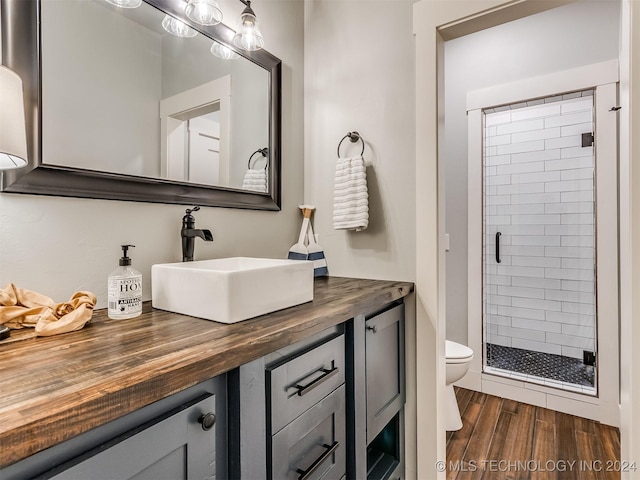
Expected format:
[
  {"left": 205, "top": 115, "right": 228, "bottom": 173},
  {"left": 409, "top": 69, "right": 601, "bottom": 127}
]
[
  {"left": 296, "top": 442, "right": 339, "bottom": 480},
  {"left": 496, "top": 231, "right": 502, "bottom": 264},
  {"left": 294, "top": 367, "right": 339, "bottom": 397}
]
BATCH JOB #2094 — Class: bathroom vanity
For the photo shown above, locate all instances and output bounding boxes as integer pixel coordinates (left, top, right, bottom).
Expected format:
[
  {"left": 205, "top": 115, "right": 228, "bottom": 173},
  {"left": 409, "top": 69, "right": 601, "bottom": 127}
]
[{"left": 0, "top": 277, "right": 412, "bottom": 480}]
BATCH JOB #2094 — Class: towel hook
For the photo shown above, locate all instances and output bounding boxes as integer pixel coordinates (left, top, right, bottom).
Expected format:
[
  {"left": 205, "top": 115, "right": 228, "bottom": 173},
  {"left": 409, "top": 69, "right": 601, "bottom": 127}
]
[
  {"left": 337, "top": 131, "right": 365, "bottom": 158},
  {"left": 248, "top": 147, "right": 269, "bottom": 169}
]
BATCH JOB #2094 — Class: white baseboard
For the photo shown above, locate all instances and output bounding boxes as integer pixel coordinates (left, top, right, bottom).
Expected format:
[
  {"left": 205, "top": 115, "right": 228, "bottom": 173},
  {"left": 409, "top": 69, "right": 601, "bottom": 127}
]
[
  {"left": 452, "top": 370, "right": 621, "bottom": 427},
  {"left": 453, "top": 370, "right": 481, "bottom": 391}
]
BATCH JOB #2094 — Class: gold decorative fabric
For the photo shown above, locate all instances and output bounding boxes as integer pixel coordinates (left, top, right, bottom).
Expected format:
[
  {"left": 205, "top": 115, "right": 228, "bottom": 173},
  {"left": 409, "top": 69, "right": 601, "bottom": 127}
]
[{"left": 0, "top": 283, "right": 96, "bottom": 336}]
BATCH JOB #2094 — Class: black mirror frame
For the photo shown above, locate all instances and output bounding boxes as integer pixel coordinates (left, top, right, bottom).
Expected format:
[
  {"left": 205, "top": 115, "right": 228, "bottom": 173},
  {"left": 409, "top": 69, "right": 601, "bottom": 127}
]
[{"left": 0, "top": 0, "right": 282, "bottom": 210}]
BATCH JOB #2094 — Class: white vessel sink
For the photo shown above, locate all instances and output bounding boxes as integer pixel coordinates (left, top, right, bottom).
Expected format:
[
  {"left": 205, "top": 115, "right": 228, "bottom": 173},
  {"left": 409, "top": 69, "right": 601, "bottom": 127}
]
[{"left": 151, "top": 257, "right": 314, "bottom": 324}]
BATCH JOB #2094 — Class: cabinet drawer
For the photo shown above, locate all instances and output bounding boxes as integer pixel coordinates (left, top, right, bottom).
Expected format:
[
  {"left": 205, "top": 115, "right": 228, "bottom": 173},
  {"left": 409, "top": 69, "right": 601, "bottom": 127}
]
[
  {"left": 47, "top": 394, "right": 217, "bottom": 480},
  {"left": 268, "top": 335, "right": 345, "bottom": 433},
  {"left": 271, "top": 385, "right": 346, "bottom": 480}
]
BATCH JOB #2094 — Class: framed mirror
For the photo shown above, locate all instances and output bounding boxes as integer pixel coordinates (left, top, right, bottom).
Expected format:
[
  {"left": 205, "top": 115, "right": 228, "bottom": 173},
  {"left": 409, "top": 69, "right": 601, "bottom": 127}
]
[{"left": 0, "top": 0, "right": 281, "bottom": 210}]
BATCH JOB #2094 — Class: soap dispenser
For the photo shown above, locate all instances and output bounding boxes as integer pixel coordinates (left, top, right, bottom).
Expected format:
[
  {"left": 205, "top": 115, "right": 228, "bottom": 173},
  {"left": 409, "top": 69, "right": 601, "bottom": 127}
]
[{"left": 108, "top": 244, "right": 142, "bottom": 320}]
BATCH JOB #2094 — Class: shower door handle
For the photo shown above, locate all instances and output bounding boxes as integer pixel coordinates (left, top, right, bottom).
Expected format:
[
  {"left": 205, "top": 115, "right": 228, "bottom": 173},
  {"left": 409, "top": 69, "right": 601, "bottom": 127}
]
[{"left": 496, "top": 232, "right": 502, "bottom": 263}]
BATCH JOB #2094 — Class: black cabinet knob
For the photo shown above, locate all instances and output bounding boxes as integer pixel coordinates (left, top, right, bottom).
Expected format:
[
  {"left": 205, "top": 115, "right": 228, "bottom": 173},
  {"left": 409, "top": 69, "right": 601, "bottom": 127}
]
[{"left": 198, "top": 412, "right": 216, "bottom": 431}]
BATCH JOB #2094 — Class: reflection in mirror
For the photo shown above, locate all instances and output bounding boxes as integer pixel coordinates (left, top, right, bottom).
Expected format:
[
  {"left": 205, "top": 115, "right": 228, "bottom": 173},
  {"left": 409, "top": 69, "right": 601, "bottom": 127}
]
[
  {"left": 181, "top": 109, "right": 221, "bottom": 185},
  {"left": 242, "top": 147, "right": 268, "bottom": 192},
  {"left": 40, "top": 0, "right": 270, "bottom": 192},
  {"left": 160, "top": 75, "right": 231, "bottom": 185}
]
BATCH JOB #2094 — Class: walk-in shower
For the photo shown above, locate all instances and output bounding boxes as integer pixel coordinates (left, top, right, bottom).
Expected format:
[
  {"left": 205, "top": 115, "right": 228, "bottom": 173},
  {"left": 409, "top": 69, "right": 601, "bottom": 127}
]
[{"left": 482, "top": 90, "right": 597, "bottom": 395}]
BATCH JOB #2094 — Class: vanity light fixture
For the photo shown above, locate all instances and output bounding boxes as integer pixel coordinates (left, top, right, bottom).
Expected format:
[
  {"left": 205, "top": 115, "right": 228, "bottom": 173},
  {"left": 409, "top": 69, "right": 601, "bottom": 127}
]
[
  {"left": 161, "top": 14, "right": 198, "bottom": 37},
  {"left": 0, "top": 66, "right": 28, "bottom": 170},
  {"left": 103, "top": 0, "right": 142, "bottom": 8},
  {"left": 185, "top": 0, "right": 223, "bottom": 26},
  {"left": 232, "top": 0, "right": 264, "bottom": 51},
  {"left": 107, "top": 0, "right": 265, "bottom": 51},
  {"left": 210, "top": 42, "right": 240, "bottom": 60}
]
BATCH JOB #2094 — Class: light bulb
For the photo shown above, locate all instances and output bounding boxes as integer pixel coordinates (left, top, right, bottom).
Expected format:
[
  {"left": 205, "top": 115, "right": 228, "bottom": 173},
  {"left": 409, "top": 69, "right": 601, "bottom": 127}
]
[
  {"left": 103, "top": 0, "right": 142, "bottom": 8},
  {"left": 162, "top": 15, "right": 198, "bottom": 38},
  {"left": 210, "top": 42, "right": 239, "bottom": 60},
  {"left": 232, "top": 7, "right": 264, "bottom": 51},
  {"left": 185, "top": 0, "right": 223, "bottom": 26}
]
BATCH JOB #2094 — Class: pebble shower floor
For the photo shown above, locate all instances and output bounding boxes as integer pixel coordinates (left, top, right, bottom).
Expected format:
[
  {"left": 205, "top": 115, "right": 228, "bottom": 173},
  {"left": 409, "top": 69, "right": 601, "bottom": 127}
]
[{"left": 486, "top": 343, "right": 595, "bottom": 388}]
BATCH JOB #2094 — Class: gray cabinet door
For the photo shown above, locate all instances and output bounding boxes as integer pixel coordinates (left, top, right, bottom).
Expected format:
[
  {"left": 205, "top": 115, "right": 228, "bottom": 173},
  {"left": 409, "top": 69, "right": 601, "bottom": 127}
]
[
  {"left": 49, "top": 394, "right": 217, "bottom": 480},
  {"left": 271, "top": 385, "right": 346, "bottom": 480},
  {"left": 365, "top": 304, "right": 405, "bottom": 444}
]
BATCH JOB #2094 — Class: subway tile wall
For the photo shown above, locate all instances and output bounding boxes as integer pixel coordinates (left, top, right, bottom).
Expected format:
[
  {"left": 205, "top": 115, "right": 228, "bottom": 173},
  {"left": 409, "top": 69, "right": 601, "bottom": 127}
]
[{"left": 483, "top": 92, "right": 596, "bottom": 360}]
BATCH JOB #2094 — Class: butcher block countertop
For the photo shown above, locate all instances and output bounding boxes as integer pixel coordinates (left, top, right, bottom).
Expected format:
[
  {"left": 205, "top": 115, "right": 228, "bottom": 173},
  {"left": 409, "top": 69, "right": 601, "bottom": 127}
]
[{"left": 0, "top": 276, "right": 413, "bottom": 468}]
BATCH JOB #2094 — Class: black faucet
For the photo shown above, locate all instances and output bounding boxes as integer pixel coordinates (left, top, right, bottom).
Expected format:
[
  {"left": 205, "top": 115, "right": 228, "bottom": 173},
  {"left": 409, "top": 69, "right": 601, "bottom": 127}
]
[{"left": 181, "top": 206, "right": 213, "bottom": 262}]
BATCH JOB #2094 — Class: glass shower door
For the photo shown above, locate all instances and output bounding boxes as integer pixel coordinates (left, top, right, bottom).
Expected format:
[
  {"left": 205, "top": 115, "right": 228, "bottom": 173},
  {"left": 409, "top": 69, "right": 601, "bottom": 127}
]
[{"left": 482, "top": 91, "right": 597, "bottom": 395}]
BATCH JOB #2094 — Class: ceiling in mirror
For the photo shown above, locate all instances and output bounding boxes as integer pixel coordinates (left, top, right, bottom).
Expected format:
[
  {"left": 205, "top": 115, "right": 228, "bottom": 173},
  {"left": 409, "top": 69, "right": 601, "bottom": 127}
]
[{"left": 41, "top": 0, "right": 270, "bottom": 192}]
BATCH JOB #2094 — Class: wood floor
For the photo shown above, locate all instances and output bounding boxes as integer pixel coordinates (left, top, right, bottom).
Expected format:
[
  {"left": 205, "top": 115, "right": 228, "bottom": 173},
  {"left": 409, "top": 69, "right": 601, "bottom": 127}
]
[{"left": 446, "top": 388, "right": 622, "bottom": 480}]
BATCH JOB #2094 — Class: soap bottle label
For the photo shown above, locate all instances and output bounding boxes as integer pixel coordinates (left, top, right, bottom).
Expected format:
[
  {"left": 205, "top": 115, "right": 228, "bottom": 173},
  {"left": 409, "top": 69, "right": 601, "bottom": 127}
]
[{"left": 108, "top": 277, "right": 142, "bottom": 316}]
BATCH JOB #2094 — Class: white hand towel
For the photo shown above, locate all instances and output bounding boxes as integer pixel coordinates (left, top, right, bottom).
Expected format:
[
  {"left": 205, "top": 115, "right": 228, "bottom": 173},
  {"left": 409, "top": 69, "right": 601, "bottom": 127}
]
[
  {"left": 333, "top": 155, "right": 369, "bottom": 231},
  {"left": 242, "top": 168, "right": 268, "bottom": 193}
]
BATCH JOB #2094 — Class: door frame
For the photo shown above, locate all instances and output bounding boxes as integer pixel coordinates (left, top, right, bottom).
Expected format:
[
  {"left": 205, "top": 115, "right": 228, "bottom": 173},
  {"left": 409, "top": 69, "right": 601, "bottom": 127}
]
[
  {"left": 159, "top": 76, "right": 231, "bottom": 185},
  {"left": 413, "top": 1, "right": 639, "bottom": 478},
  {"left": 462, "top": 61, "right": 619, "bottom": 427}
]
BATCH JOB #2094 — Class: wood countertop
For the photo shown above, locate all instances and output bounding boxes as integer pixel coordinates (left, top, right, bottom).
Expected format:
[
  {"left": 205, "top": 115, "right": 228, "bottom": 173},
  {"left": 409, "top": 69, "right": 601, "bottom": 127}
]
[{"left": 0, "top": 276, "right": 413, "bottom": 468}]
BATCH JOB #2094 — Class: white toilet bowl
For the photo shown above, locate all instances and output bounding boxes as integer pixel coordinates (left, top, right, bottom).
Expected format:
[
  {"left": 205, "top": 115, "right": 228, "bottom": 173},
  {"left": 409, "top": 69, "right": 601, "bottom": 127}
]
[{"left": 445, "top": 340, "right": 473, "bottom": 431}]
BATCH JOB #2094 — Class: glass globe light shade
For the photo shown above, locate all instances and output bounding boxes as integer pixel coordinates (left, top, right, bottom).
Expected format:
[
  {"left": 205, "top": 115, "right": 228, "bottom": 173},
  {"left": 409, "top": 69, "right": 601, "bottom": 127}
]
[
  {"left": 162, "top": 15, "right": 198, "bottom": 38},
  {"left": 185, "top": 0, "right": 223, "bottom": 26},
  {"left": 232, "top": 7, "right": 264, "bottom": 51},
  {"left": 210, "top": 42, "right": 239, "bottom": 60},
  {"left": 103, "top": 0, "right": 142, "bottom": 8},
  {"left": 0, "top": 66, "right": 28, "bottom": 170}
]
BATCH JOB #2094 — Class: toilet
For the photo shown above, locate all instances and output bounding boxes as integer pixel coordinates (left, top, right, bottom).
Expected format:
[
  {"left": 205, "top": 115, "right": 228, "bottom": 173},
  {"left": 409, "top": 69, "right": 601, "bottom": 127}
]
[{"left": 446, "top": 340, "right": 474, "bottom": 431}]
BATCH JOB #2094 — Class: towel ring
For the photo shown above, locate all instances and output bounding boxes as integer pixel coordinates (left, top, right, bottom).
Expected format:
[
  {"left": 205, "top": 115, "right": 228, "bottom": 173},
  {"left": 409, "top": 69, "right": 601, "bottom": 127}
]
[
  {"left": 337, "top": 131, "right": 365, "bottom": 158},
  {"left": 248, "top": 147, "right": 269, "bottom": 169}
]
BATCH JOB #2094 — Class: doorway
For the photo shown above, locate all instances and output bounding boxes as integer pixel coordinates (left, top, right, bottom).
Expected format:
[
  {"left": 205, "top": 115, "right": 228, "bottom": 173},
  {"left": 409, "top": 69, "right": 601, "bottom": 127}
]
[
  {"left": 413, "top": 0, "right": 632, "bottom": 477},
  {"left": 160, "top": 75, "right": 230, "bottom": 185}
]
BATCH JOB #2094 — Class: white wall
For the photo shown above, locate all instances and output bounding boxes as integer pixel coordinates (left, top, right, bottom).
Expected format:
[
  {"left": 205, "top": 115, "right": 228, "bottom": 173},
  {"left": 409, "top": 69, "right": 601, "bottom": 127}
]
[
  {"left": 303, "top": 0, "right": 416, "bottom": 283},
  {"left": 41, "top": 0, "right": 162, "bottom": 177},
  {"left": 228, "top": 64, "right": 270, "bottom": 187},
  {"left": 444, "top": 0, "right": 620, "bottom": 345},
  {"left": 0, "top": 0, "right": 305, "bottom": 309},
  {"left": 304, "top": 1, "right": 417, "bottom": 476}
]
